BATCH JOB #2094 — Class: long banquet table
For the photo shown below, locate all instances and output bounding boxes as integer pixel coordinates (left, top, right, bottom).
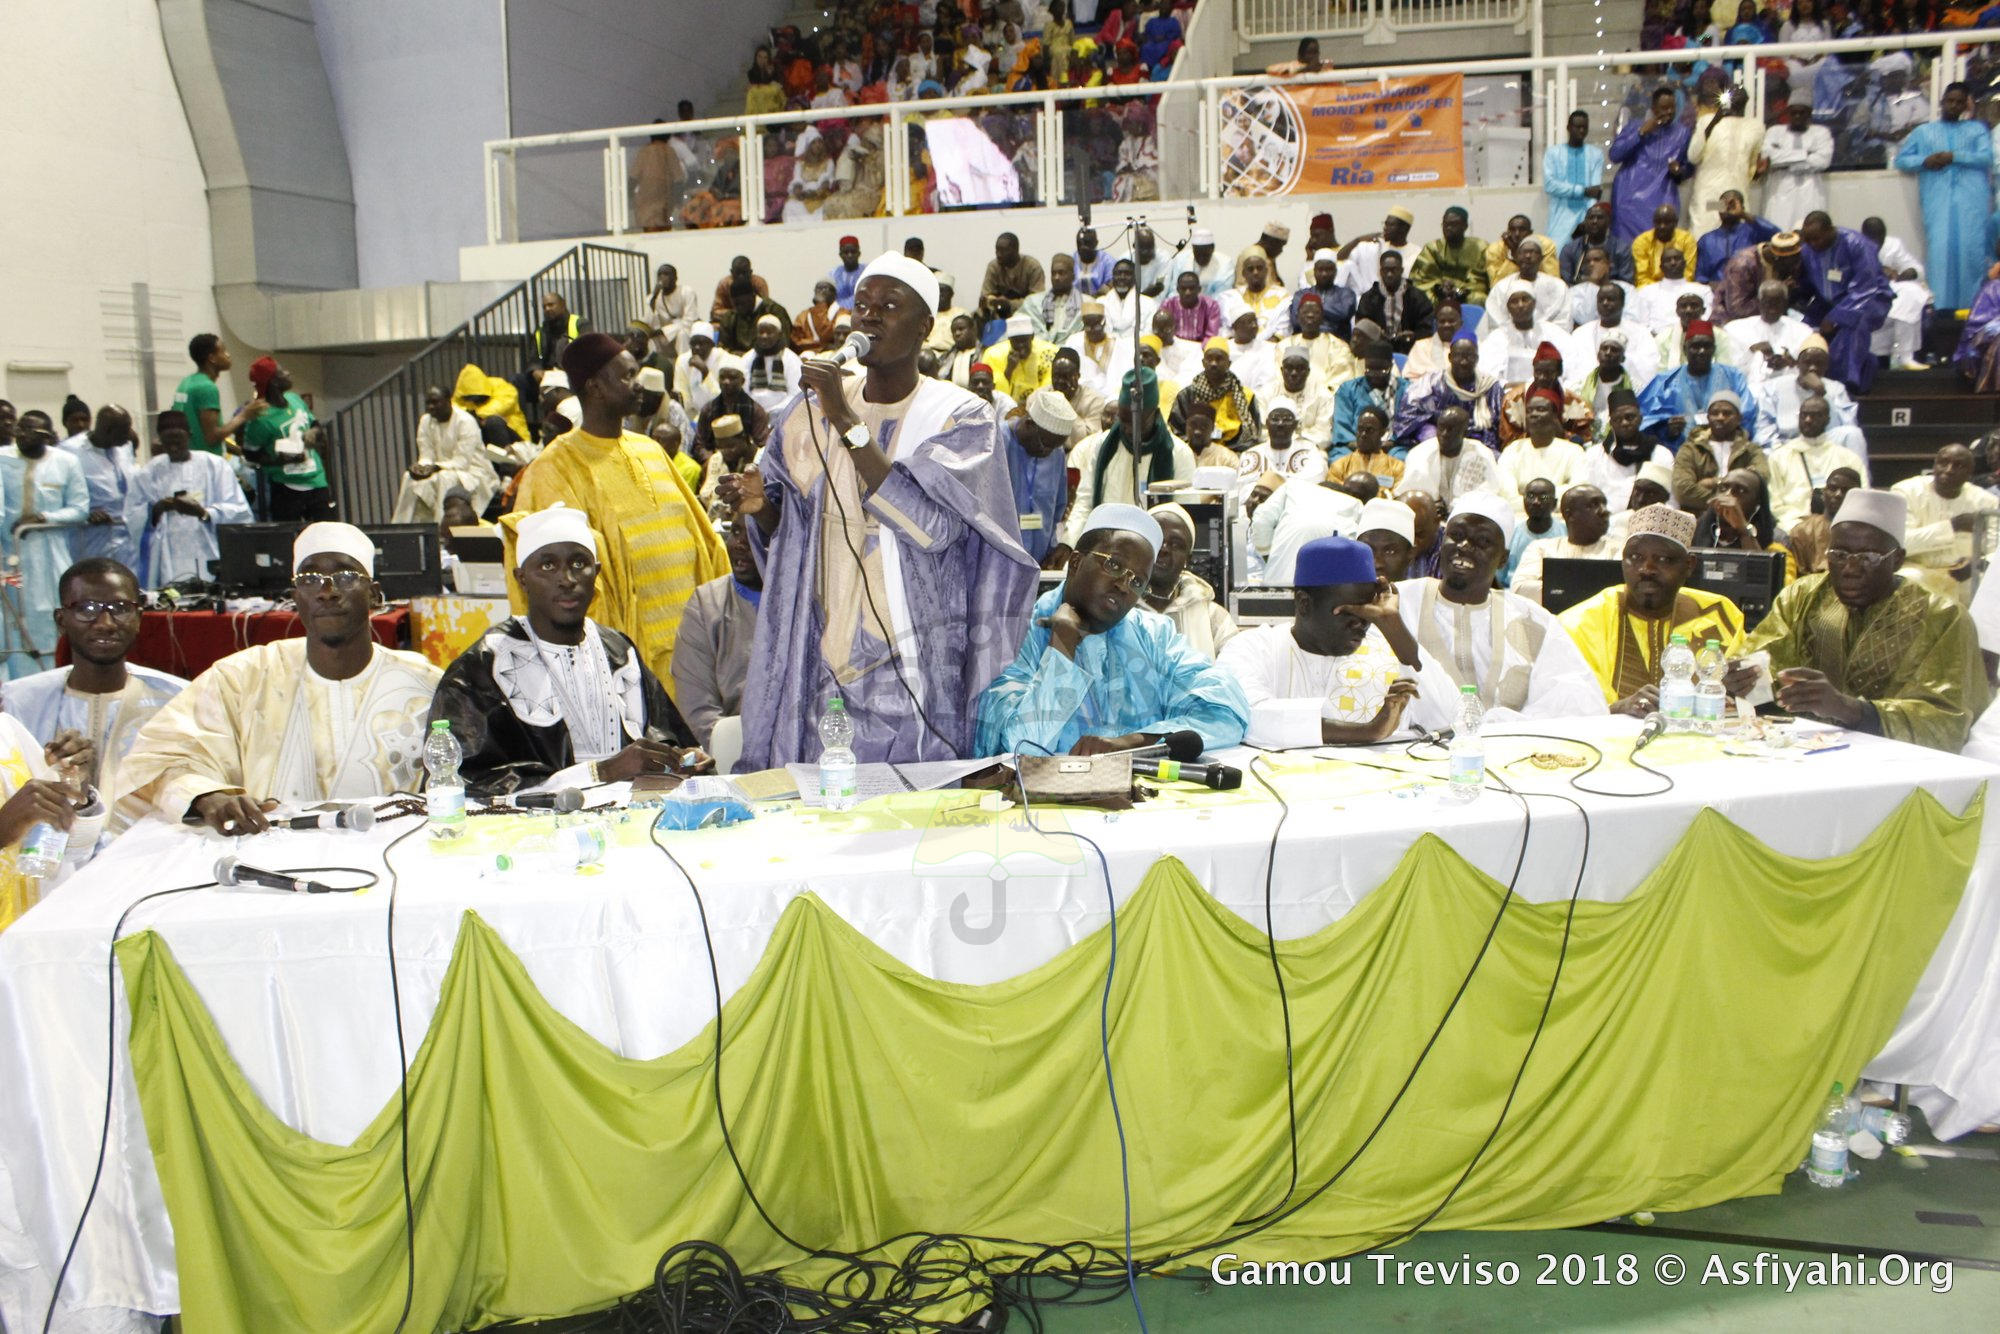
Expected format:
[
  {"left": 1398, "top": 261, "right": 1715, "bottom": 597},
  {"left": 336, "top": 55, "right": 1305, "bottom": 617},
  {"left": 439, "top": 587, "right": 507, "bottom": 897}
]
[{"left": 2, "top": 716, "right": 1997, "bottom": 1332}]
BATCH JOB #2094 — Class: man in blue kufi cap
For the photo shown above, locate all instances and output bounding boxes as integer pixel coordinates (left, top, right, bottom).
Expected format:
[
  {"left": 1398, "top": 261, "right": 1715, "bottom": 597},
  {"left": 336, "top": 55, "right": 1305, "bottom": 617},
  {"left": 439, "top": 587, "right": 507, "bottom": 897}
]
[{"left": 1218, "top": 534, "right": 1460, "bottom": 747}]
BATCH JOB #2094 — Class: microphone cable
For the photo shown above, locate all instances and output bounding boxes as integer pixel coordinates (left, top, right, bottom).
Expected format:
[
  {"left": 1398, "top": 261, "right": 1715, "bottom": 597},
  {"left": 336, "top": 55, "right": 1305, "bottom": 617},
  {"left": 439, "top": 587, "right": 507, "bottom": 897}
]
[
  {"left": 41, "top": 879, "right": 216, "bottom": 1334},
  {"left": 379, "top": 810, "right": 439, "bottom": 1334}
]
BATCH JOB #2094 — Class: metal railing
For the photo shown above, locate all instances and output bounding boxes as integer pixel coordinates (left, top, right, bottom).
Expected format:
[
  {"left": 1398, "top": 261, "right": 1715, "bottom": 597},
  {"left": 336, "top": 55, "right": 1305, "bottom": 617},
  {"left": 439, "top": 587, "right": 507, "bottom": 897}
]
[
  {"left": 326, "top": 243, "right": 648, "bottom": 525},
  {"left": 482, "top": 29, "right": 2000, "bottom": 245},
  {"left": 1236, "top": 0, "right": 1534, "bottom": 44}
]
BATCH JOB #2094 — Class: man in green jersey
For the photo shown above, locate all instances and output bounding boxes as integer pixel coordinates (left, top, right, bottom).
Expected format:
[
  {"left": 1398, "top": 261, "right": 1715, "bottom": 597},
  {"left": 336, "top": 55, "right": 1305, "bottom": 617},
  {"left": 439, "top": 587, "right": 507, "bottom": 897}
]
[
  {"left": 171, "top": 333, "right": 264, "bottom": 455},
  {"left": 241, "top": 357, "right": 335, "bottom": 522}
]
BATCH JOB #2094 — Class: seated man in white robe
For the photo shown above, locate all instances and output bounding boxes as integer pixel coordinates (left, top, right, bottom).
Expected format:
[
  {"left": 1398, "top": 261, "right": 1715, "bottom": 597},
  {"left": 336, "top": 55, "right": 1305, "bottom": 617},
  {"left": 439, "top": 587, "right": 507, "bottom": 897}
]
[
  {"left": 1750, "top": 336, "right": 1861, "bottom": 449},
  {"left": 123, "top": 409, "right": 253, "bottom": 589},
  {"left": 392, "top": 385, "right": 501, "bottom": 523},
  {"left": 1509, "top": 483, "right": 1615, "bottom": 605},
  {"left": 119, "top": 522, "right": 444, "bottom": 835},
  {"left": 1722, "top": 280, "right": 1813, "bottom": 391},
  {"left": 1862, "top": 216, "right": 1933, "bottom": 370},
  {"left": 1221, "top": 534, "right": 1458, "bottom": 747},
  {"left": 1393, "top": 492, "right": 1609, "bottom": 721},
  {"left": 0, "top": 557, "right": 186, "bottom": 838},
  {"left": 1631, "top": 248, "right": 1712, "bottom": 332},
  {"left": 1767, "top": 394, "right": 1872, "bottom": 530},
  {"left": 1251, "top": 472, "right": 1365, "bottom": 586}
]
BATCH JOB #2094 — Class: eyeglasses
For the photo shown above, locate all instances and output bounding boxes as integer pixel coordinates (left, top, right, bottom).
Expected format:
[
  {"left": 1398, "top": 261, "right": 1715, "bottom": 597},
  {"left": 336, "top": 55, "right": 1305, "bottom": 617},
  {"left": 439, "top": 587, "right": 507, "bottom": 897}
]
[
  {"left": 1825, "top": 548, "right": 1898, "bottom": 570},
  {"left": 1083, "top": 549, "right": 1147, "bottom": 592},
  {"left": 527, "top": 554, "right": 600, "bottom": 578},
  {"left": 63, "top": 599, "right": 140, "bottom": 622},
  {"left": 293, "top": 571, "right": 369, "bottom": 594}
]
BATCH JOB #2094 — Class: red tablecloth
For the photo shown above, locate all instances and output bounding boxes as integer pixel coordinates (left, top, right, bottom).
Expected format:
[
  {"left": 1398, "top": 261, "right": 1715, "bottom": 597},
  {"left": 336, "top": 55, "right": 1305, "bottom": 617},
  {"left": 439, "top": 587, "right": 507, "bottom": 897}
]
[{"left": 57, "top": 607, "right": 412, "bottom": 679}]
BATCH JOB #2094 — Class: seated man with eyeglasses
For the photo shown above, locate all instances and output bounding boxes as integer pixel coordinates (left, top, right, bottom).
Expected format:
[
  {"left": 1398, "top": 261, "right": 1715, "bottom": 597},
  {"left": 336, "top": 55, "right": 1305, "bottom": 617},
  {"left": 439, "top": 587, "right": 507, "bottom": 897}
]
[
  {"left": 429, "top": 505, "right": 706, "bottom": 797},
  {"left": 120, "top": 522, "right": 443, "bottom": 834},
  {"left": 0, "top": 557, "right": 186, "bottom": 840},
  {"left": 975, "top": 503, "right": 1250, "bottom": 757},
  {"left": 1729, "top": 489, "right": 1991, "bottom": 752}
]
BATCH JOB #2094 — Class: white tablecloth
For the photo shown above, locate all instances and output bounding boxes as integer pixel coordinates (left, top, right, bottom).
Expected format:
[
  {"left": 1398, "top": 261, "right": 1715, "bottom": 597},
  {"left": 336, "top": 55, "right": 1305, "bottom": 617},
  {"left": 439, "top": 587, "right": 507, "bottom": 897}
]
[{"left": 3, "top": 716, "right": 1996, "bottom": 1331}]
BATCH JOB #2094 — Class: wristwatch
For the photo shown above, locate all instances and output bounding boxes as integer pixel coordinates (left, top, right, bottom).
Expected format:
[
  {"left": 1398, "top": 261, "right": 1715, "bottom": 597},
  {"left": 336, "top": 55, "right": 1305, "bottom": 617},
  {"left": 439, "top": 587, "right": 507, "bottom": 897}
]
[{"left": 842, "top": 422, "right": 871, "bottom": 451}]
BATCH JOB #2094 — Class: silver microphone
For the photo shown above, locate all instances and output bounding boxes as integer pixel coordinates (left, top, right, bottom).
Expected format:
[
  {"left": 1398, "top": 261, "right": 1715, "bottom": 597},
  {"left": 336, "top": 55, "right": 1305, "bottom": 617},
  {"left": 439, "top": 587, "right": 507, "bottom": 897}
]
[
  {"left": 279, "top": 803, "right": 376, "bottom": 833},
  {"left": 1632, "top": 711, "right": 1668, "bottom": 755},
  {"left": 827, "top": 331, "right": 872, "bottom": 366}
]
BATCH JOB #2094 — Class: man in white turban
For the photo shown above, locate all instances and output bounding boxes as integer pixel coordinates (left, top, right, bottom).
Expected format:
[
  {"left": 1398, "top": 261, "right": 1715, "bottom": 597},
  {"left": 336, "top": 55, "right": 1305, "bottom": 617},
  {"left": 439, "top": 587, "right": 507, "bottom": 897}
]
[{"left": 119, "top": 522, "right": 445, "bottom": 834}]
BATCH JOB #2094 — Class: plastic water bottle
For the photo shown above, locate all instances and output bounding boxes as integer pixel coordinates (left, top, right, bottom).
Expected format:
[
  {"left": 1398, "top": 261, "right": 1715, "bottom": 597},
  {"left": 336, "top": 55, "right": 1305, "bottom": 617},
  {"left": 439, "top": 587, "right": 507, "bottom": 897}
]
[
  {"left": 1659, "top": 634, "right": 1696, "bottom": 727},
  {"left": 1446, "top": 684, "right": 1484, "bottom": 802},
  {"left": 1842, "top": 1094, "right": 1913, "bottom": 1148},
  {"left": 424, "top": 719, "right": 466, "bottom": 840},
  {"left": 1807, "top": 1081, "right": 1852, "bottom": 1187},
  {"left": 1694, "top": 638, "right": 1727, "bottom": 732},
  {"left": 17, "top": 821, "right": 68, "bottom": 880},
  {"left": 19, "top": 756, "right": 83, "bottom": 879},
  {"left": 818, "top": 699, "right": 857, "bottom": 811},
  {"left": 494, "top": 822, "right": 607, "bottom": 875}
]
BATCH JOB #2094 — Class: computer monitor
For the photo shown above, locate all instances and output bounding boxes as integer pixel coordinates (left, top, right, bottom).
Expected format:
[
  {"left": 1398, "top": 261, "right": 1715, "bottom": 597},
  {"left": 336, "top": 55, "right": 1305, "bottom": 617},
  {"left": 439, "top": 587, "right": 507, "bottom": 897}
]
[
  {"left": 1540, "top": 558, "right": 1624, "bottom": 614},
  {"left": 1688, "top": 548, "right": 1786, "bottom": 628},
  {"left": 212, "top": 524, "right": 299, "bottom": 595},
  {"left": 1535, "top": 549, "right": 1787, "bottom": 628},
  {"left": 364, "top": 524, "right": 445, "bottom": 599},
  {"left": 212, "top": 522, "right": 443, "bottom": 599}
]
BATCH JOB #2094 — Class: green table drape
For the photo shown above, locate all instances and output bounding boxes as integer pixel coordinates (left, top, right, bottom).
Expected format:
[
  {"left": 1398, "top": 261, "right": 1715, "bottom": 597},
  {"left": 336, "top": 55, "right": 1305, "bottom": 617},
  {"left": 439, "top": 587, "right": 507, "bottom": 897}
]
[{"left": 116, "top": 787, "right": 1982, "bottom": 1332}]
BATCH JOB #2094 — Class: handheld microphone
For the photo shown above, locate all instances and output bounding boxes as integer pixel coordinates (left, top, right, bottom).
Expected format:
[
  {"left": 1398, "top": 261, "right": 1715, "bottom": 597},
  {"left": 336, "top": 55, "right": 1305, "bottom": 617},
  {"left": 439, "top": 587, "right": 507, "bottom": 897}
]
[
  {"left": 826, "top": 331, "right": 872, "bottom": 366},
  {"left": 1126, "top": 730, "right": 1205, "bottom": 762},
  {"left": 1133, "top": 757, "right": 1243, "bottom": 791},
  {"left": 504, "top": 788, "right": 584, "bottom": 813},
  {"left": 1632, "top": 711, "right": 1668, "bottom": 755},
  {"left": 213, "top": 856, "right": 344, "bottom": 895},
  {"left": 280, "top": 803, "right": 376, "bottom": 833}
]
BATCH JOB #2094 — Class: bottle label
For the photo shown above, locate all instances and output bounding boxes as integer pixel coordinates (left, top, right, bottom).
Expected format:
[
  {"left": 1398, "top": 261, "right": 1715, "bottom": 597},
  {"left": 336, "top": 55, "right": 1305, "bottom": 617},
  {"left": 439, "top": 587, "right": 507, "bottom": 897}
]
[
  {"left": 1660, "top": 683, "right": 1695, "bottom": 719},
  {"left": 1450, "top": 752, "right": 1484, "bottom": 785},
  {"left": 1808, "top": 1134, "right": 1848, "bottom": 1177},
  {"left": 429, "top": 785, "right": 466, "bottom": 825},
  {"left": 1694, "top": 691, "right": 1725, "bottom": 722}
]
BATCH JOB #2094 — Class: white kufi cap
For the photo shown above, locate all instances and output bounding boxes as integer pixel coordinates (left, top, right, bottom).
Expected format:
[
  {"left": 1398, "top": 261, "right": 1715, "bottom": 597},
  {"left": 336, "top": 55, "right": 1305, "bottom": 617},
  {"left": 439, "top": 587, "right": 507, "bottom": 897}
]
[
  {"left": 859, "top": 252, "right": 940, "bottom": 316},
  {"left": 1080, "top": 502, "right": 1163, "bottom": 557},
  {"left": 293, "top": 522, "right": 375, "bottom": 576},
  {"left": 1358, "top": 497, "right": 1416, "bottom": 545},
  {"left": 515, "top": 503, "right": 599, "bottom": 564},
  {"left": 1831, "top": 488, "right": 1907, "bottom": 546},
  {"left": 1449, "top": 491, "right": 1516, "bottom": 544}
]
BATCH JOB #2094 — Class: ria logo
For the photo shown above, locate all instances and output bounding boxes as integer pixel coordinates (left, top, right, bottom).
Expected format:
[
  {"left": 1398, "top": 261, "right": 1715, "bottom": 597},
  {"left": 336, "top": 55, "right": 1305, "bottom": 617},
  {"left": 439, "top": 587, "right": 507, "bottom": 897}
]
[{"left": 1328, "top": 165, "right": 1377, "bottom": 185}]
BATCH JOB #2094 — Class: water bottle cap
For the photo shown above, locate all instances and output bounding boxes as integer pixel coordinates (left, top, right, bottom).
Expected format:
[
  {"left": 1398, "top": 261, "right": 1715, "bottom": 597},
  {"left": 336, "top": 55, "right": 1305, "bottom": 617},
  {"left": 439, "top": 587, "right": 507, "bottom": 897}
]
[
  {"left": 828, "top": 699, "right": 845, "bottom": 713},
  {"left": 1669, "top": 633, "right": 1688, "bottom": 644},
  {"left": 1460, "top": 684, "right": 1478, "bottom": 695},
  {"left": 1704, "top": 637, "right": 1721, "bottom": 647},
  {"left": 431, "top": 719, "right": 450, "bottom": 731}
]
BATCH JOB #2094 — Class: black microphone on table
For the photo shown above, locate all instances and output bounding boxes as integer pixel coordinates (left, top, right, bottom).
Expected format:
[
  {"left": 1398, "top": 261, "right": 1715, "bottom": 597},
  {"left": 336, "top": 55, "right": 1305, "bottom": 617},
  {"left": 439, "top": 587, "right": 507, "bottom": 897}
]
[
  {"left": 1126, "top": 730, "right": 1204, "bottom": 762},
  {"left": 213, "top": 857, "right": 347, "bottom": 895},
  {"left": 1132, "top": 756, "right": 1243, "bottom": 791},
  {"left": 496, "top": 788, "right": 584, "bottom": 813},
  {"left": 1631, "top": 711, "right": 1668, "bottom": 755},
  {"left": 280, "top": 803, "right": 376, "bottom": 833}
]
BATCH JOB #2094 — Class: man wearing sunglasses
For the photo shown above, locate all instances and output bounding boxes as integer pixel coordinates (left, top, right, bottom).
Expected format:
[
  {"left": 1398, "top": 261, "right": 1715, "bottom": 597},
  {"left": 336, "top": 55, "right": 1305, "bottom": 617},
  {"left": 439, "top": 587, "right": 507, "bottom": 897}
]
[
  {"left": 429, "top": 504, "right": 707, "bottom": 797},
  {"left": 120, "top": 522, "right": 443, "bottom": 834},
  {"left": 1731, "top": 489, "right": 1989, "bottom": 752},
  {"left": 977, "top": 503, "right": 1249, "bottom": 758},
  {"left": 0, "top": 558, "right": 185, "bottom": 841}
]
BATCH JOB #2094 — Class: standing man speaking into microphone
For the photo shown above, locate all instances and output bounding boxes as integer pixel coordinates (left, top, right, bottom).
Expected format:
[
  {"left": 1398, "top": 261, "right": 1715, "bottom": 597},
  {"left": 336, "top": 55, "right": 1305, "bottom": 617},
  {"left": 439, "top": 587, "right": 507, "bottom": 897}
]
[{"left": 722, "top": 253, "right": 1037, "bottom": 768}]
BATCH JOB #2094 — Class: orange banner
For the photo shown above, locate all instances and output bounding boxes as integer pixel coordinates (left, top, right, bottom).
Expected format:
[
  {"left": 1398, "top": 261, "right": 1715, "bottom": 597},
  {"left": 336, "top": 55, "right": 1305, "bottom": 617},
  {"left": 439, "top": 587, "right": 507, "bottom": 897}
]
[{"left": 1220, "top": 74, "right": 1466, "bottom": 197}]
